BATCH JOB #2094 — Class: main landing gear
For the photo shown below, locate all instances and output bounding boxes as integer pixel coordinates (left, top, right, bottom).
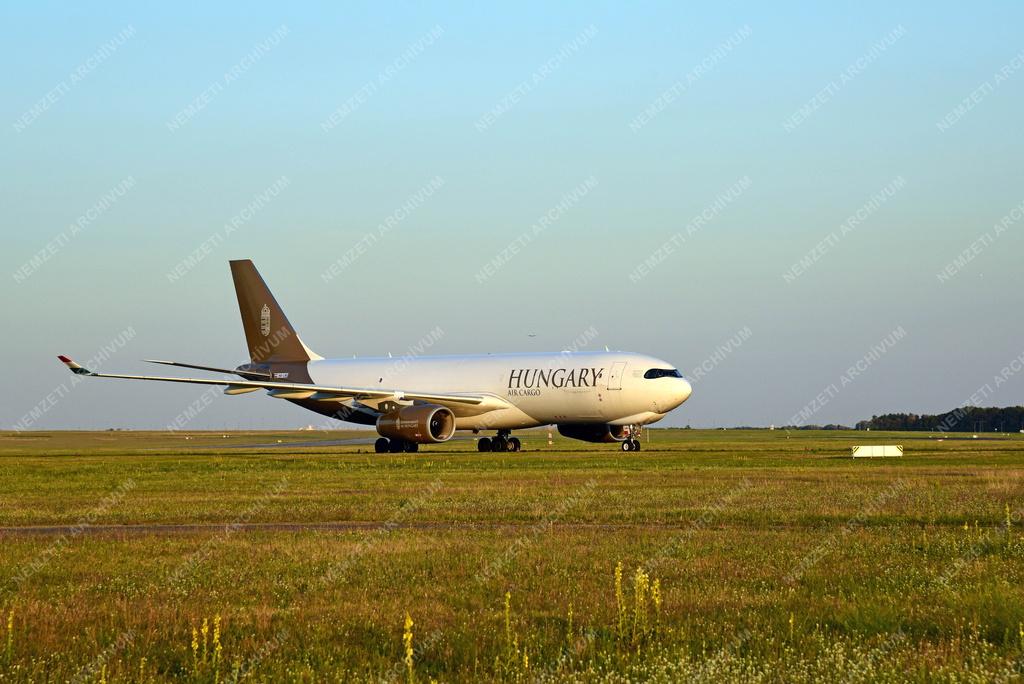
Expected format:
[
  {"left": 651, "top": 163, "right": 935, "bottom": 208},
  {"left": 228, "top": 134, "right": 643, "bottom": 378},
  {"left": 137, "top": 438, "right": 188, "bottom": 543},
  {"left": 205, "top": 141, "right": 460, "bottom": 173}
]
[
  {"left": 620, "top": 425, "right": 642, "bottom": 451},
  {"left": 478, "top": 430, "right": 522, "bottom": 453},
  {"left": 374, "top": 437, "right": 418, "bottom": 453}
]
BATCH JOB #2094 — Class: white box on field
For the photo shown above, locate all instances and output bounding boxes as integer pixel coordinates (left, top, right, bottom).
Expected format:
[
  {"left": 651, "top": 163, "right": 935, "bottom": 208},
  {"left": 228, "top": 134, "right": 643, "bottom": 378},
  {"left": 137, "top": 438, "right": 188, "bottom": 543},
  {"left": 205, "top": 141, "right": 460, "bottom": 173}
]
[{"left": 851, "top": 445, "right": 903, "bottom": 458}]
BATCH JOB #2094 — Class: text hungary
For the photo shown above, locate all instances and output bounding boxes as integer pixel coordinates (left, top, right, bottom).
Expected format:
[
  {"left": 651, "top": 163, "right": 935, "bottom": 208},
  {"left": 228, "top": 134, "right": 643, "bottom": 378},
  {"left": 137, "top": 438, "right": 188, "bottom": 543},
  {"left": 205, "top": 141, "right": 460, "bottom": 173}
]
[{"left": 508, "top": 367, "right": 605, "bottom": 395}]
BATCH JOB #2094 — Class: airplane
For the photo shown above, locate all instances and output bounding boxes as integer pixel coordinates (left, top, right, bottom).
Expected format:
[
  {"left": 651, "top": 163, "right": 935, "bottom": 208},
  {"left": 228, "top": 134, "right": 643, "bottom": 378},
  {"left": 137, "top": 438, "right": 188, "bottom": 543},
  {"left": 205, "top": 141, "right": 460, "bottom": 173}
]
[{"left": 58, "top": 260, "right": 691, "bottom": 453}]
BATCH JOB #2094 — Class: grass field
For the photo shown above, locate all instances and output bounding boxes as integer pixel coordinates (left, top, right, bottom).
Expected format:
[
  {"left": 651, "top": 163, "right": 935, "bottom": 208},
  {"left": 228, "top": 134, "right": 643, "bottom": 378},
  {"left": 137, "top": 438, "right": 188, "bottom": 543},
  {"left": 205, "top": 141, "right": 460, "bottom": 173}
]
[{"left": 1, "top": 428, "right": 1023, "bottom": 682}]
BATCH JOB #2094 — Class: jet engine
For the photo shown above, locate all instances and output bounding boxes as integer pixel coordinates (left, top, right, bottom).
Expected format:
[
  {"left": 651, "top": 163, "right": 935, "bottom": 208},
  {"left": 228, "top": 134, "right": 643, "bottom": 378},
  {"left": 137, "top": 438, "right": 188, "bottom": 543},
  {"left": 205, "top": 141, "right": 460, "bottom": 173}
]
[
  {"left": 377, "top": 404, "right": 456, "bottom": 444},
  {"left": 556, "top": 423, "right": 629, "bottom": 443}
]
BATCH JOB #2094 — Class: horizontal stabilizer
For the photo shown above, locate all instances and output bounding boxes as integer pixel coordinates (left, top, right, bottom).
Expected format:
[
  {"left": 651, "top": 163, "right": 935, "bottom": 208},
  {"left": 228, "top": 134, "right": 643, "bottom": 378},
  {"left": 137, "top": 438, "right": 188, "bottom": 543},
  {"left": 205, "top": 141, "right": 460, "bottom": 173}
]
[{"left": 144, "top": 359, "right": 271, "bottom": 378}]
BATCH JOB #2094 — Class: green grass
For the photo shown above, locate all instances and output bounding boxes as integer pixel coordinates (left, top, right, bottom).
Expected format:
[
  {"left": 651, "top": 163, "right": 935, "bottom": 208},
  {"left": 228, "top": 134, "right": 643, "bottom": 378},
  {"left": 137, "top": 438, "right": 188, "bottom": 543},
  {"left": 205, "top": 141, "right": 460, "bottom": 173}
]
[{"left": 1, "top": 428, "right": 1023, "bottom": 682}]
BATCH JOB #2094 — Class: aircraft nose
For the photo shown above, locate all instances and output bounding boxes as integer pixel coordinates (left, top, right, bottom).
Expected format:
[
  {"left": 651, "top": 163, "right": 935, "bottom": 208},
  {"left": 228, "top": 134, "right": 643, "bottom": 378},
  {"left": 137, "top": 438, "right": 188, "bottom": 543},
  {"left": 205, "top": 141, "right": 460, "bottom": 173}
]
[
  {"left": 662, "top": 377, "right": 692, "bottom": 410},
  {"left": 678, "top": 377, "right": 692, "bottom": 404}
]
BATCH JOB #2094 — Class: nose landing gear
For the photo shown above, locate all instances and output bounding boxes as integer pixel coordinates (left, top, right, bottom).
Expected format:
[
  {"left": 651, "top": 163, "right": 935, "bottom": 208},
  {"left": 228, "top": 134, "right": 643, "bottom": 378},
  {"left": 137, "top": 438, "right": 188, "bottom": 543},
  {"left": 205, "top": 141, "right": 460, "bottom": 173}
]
[{"left": 620, "top": 425, "right": 643, "bottom": 451}]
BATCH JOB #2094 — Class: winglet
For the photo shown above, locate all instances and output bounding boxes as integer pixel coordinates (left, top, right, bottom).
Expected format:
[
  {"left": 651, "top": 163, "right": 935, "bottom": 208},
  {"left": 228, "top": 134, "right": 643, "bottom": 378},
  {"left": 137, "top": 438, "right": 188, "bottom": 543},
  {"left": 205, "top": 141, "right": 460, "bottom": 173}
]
[{"left": 58, "top": 355, "right": 95, "bottom": 376}]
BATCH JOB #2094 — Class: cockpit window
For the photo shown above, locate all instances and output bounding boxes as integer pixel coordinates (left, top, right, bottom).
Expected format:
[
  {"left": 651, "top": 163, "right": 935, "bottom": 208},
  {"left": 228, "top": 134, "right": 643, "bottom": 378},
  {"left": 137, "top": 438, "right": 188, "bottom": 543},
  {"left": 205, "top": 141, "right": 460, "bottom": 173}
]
[{"left": 644, "top": 368, "right": 683, "bottom": 379}]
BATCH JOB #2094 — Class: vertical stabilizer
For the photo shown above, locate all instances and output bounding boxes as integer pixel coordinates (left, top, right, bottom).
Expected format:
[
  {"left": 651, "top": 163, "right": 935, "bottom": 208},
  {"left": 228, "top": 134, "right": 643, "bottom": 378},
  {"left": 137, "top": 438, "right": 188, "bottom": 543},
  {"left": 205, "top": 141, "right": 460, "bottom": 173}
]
[{"left": 229, "top": 260, "right": 322, "bottom": 363}]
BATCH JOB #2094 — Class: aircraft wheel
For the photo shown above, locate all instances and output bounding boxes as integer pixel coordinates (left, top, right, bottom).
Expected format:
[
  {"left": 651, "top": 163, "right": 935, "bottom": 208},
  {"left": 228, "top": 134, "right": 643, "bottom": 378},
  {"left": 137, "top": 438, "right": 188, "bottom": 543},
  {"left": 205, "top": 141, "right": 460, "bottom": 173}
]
[
  {"left": 389, "top": 439, "right": 405, "bottom": 453},
  {"left": 509, "top": 437, "right": 521, "bottom": 452},
  {"left": 477, "top": 437, "right": 492, "bottom": 452},
  {"left": 621, "top": 440, "right": 633, "bottom": 452},
  {"left": 491, "top": 437, "right": 507, "bottom": 452},
  {"left": 630, "top": 439, "right": 641, "bottom": 452},
  {"left": 375, "top": 438, "right": 389, "bottom": 454},
  {"left": 404, "top": 441, "right": 418, "bottom": 453}
]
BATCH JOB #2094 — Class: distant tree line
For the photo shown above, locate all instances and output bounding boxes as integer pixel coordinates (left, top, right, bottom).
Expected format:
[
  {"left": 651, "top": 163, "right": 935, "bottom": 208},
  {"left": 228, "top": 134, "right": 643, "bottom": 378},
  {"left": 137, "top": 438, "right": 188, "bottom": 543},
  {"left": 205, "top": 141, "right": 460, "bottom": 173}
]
[
  {"left": 855, "top": 406, "right": 1024, "bottom": 432},
  {"left": 777, "top": 424, "right": 852, "bottom": 431}
]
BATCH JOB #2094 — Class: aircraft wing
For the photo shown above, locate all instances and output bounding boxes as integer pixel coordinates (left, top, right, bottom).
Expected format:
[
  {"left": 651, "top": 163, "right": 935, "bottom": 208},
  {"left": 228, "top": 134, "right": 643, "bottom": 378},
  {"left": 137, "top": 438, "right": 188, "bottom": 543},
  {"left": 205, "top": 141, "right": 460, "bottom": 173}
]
[{"left": 57, "top": 355, "right": 509, "bottom": 412}]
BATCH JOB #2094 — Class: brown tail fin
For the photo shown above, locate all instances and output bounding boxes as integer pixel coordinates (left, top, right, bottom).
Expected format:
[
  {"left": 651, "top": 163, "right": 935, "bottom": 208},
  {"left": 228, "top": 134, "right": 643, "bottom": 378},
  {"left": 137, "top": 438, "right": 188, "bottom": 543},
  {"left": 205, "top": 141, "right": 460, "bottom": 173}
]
[{"left": 229, "top": 260, "right": 321, "bottom": 363}]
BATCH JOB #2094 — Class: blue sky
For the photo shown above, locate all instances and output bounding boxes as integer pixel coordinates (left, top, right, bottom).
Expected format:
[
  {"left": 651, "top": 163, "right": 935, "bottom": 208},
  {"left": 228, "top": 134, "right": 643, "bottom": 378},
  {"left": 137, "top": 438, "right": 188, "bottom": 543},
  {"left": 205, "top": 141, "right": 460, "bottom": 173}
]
[{"left": 2, "top": 2, "right": 1023, "bottom": 430}]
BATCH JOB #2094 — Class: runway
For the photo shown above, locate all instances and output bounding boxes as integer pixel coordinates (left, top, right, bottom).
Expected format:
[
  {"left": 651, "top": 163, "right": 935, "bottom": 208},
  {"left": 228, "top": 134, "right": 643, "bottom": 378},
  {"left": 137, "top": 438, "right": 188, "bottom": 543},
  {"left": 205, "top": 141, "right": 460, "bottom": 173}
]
[
  {"left": 191, "top": 437, "right": 379, "bottom": 448},
  {"left": 186, "top": 435, "right": 476, "bottom": 449}
]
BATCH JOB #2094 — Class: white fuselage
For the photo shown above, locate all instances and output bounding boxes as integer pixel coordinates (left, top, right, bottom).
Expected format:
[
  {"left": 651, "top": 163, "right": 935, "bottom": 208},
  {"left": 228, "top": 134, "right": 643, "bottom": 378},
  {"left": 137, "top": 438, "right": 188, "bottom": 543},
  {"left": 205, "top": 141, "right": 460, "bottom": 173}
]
[{"left": 304, "top": 351, "right": 692, "bottom": 430}]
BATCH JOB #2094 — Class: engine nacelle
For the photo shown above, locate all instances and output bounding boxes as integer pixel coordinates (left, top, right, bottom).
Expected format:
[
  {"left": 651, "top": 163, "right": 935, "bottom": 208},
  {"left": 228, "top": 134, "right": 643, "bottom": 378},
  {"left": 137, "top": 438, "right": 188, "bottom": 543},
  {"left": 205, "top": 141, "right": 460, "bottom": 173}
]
[
  {"left": 377, "top": 404, "right": 456, "bottom": 444},
  {"left": 557, "top": 423, "right": 629, "bottom": 443}
]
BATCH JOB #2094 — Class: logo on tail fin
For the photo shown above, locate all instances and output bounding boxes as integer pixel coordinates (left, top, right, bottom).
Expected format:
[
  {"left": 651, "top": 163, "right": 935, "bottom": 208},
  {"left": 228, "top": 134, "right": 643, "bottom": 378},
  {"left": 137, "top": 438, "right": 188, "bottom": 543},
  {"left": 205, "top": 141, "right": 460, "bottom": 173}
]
[{"left": 260, "top": 304, "right": 271, "bottom": 336}]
